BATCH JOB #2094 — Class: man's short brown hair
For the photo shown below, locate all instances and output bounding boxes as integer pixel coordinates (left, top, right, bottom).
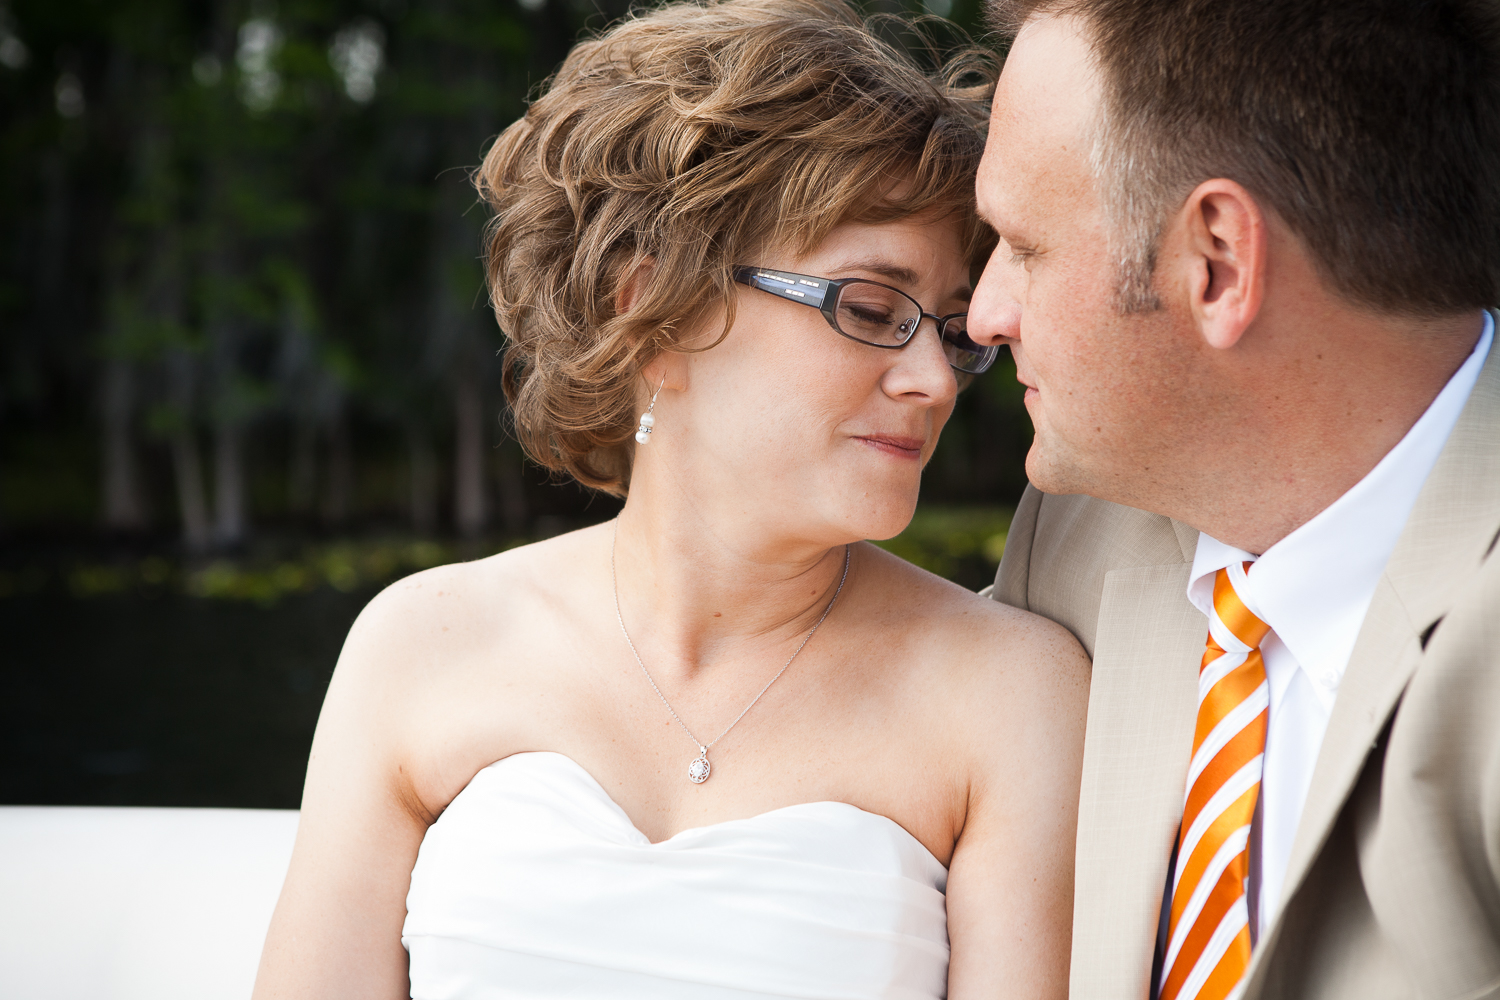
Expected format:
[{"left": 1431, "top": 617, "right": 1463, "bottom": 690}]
[
  {"left": 989, "top": 0, "right": 1500, "bottom": 315},
  {"left": 478, "top": 0, "right": 993, "bottom": 495}
]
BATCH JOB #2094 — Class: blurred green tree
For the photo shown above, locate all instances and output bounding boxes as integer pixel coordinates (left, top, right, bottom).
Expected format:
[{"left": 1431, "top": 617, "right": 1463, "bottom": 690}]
[{"left": 0, "top": 0, "right": 1028, "bottom": 552}]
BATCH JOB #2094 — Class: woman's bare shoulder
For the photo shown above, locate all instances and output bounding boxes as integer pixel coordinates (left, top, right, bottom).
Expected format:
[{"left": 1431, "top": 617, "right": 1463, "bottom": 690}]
[
  {"left": 311, "top": 526, "right": 606, "bottom": 782},
  {"left": 858, "top": 542, "right": 1086, "bottom": 668},
  {"left": 856, "top": 542, "right": 1089, "bottom": 745},
  {"left": 338, "top": 524, "right": 607, "bottom": 686},
  {"left": 307, "top": 525, "right": 611, "bottom": 814}
]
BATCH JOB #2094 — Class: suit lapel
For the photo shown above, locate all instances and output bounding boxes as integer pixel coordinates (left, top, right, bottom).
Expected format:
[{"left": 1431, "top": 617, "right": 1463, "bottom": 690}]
[
  {"left": 1251, "top": 323, "right": 1500, "bottom": 981},
  {"left": 1170, "top": 517, "right": 1200, "bottom": 563},
  {"left": 1071, "top": 562, "right": 1205, "bottom": 1000}
]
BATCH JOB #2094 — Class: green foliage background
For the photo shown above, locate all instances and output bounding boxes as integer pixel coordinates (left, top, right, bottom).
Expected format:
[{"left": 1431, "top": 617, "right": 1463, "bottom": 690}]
[
  {"left": 0, "top": 0, "right": 1031, "bottom": 585},
  {"left": 0, "top": 0, "right": 1032, "bottom": 807}
]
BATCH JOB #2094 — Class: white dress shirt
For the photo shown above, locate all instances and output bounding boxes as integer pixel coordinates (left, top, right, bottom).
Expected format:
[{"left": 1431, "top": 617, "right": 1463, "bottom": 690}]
[{"left": 1186, "top": 312, "right": 1493, "bottom": 939}]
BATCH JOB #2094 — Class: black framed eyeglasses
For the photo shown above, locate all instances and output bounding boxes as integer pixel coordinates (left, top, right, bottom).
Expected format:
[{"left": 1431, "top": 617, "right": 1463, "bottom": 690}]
[{"left": 732, "top": 266, "right": 998, "bottom": 375}]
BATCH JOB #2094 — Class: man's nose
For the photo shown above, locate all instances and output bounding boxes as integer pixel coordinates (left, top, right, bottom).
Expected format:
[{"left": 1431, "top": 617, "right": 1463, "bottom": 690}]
[{"left": 966, "top": 249, "right": 1022, "bottom": 347}]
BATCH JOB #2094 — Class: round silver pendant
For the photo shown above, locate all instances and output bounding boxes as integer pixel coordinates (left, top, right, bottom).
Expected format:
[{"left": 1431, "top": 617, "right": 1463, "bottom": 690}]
[{"left": 687, "top": 755, "right": 711, "bottom": 784}]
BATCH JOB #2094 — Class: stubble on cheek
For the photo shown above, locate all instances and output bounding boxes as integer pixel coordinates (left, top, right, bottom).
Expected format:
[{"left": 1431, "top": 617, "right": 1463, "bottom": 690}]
[
  {"left": 1023, "top": 386, "right": 1096, "bottom": 496},
  {"left": 1032, "top": 300, "right": 1206, "bottom": 505},
  {"left": 1019, "top": 301, "right": 1148, "bottom": 498}
]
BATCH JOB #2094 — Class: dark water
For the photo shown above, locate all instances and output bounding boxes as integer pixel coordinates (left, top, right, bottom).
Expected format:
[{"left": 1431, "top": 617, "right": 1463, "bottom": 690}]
[
  {"left": 0, "top": 591, "right": 363, "bottom": 808},
  {"left": 0, "top": 538, "right": 998, "bottom": 809}
]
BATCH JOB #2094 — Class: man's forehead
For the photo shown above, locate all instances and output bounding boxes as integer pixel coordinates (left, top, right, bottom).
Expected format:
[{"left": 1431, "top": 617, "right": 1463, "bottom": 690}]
[
  {"left": 980, "top": 14, "right": 1102, "bottom": 228},
  {"left": 994, "top": 15, "right": 1101, "bottom": 148}
]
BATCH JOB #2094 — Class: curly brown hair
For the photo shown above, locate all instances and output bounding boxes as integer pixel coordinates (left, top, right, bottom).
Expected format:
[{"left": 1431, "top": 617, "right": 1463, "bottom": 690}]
[{"left": 476, "top": 0, "right": 995, "bottom": 495}]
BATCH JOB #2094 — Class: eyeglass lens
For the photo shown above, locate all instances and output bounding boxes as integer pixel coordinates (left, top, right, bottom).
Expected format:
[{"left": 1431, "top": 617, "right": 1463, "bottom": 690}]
[
  {"left": 832, "top": 281, "right": 919, "bottom": 346},
  {"left": 833, "top": 281, "right": 993, "bottom": 374}
]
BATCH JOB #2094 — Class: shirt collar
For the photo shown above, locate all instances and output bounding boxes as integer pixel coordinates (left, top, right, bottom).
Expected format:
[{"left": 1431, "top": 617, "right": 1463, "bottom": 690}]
[{"left": 1188, "top": 312, "right": 1493, "bottom": 693}]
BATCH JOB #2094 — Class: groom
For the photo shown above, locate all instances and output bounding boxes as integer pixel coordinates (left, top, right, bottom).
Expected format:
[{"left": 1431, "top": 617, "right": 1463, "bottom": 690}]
[{"left": 970, "top": 1, "right": 1500, "bottom": 998}]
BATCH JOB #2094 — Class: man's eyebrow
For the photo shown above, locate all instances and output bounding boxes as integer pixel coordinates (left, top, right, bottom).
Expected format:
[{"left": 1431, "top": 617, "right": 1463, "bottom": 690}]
[
  {"left": 975, "top": 202, "right": 1023, "bottom": 248},
  {"left": 986, "top": 224, "right": 1022, "bottom": 249}
]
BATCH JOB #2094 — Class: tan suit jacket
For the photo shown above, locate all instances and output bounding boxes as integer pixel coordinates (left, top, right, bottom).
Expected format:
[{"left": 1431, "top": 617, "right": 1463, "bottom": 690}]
[{"left": 992, "top": 333, "right": 1500, "bottom": 999}]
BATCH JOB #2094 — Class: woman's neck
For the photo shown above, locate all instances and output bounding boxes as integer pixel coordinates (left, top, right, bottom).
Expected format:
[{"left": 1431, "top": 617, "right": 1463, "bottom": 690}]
[{"left": 609, "top": 479, "right": 852, "bottom": 682}]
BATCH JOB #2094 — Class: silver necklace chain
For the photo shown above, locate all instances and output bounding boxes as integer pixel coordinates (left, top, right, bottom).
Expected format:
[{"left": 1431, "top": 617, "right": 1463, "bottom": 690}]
[{"left": 611, "top": 524, "right": 851, "bottom": 784}]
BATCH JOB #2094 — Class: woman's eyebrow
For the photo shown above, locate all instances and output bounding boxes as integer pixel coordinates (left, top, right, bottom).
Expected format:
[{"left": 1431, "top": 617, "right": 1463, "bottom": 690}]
[
  {"left": 830, "top": 257, "right": 922, "bottom": 287},
  {"left": 830, "top": 256, "right": 972, "bottom": 305}
]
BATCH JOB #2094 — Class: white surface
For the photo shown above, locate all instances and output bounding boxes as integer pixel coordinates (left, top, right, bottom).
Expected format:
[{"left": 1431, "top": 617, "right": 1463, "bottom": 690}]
[
  {"left": 0, "top": 806, "right": 299, "bottom": 1000},
  {"left": 1186, "top": 311, "right": 1493, "bottom": 935},
  {"left": 403, "top": 751, "right": 951, "bottom": 999}
]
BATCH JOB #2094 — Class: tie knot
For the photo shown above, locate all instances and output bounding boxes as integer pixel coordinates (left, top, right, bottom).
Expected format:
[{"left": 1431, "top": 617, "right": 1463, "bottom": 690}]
[{"left": 1212, "top": 564, "right": 1270, "bottom": 650}]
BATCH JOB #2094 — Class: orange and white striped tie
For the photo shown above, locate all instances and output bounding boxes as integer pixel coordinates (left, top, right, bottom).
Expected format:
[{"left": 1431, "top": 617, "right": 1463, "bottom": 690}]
[{"left": 1160, "top": 562, "right": 1270, "bottom": 1000}]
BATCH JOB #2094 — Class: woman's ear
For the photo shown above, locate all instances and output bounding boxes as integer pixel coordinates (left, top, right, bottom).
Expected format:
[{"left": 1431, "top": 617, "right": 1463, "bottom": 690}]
[
  {"left": 618, "top": 257, "right": 688, "bottom": 394},
  {"left": 616, "top": 256, "right": 656, "bottom": 316},
  {"left": 1178, "top": 179, "right": 1267, "bottom": 351},
  {"left": 639, "top": 350, "right": 688, "bottom": 396}
]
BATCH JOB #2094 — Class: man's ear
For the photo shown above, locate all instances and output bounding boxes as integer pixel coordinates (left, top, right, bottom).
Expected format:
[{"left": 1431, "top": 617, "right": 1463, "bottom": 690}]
[
  {"left": 1179, "top": 179, "right": 1266, "bottom": 350},
  {"left": 616, "top": 256, "right": 656, "bottom": 317}
]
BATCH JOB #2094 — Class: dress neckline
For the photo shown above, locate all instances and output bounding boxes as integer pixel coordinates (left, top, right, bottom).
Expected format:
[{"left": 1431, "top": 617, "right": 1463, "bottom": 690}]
[{"left": 491, "top": 751, "right": 946, "bottom": 869}]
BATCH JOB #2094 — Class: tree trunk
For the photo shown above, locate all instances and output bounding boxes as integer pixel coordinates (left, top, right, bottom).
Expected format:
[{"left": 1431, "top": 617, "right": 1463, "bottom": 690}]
[
  {"left": 101, "top": 357, "right": 149, "bottom": 531},
  {"left": 170, "top": 427, "right": 211, "bottom": 553},
  {"left": 36, "top": 150, "right": 70, "bottom": 337},
  {"left": 165, "top": 350, "right": 211, "bottom": 552},
  {"left": 426, "top": 99, "right": 495, "bottom": 541},
  {"left": 407, "top": 423, "right": 437, "bottom": 536},
  {"left": 453, "top": 368, "right": 487, "bottom": 538},
  {"left": 495, "top": 437, "right": 528, "bottom": 536},
  {"left": 205, "top": 233, "right": 249, "bottom": 547},
  {"left": 213, "top": 420, "right": 247, "bottom": 547},
  {"left": 288, "top": 419, "right": 317, "bottom": 515},
  {"left": 322, "top": 403, "right": 353, "bottom": 526}
]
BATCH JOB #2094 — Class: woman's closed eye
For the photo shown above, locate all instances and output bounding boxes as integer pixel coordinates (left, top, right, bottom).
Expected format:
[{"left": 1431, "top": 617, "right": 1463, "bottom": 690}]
[{"left": 842, "top": 303, "right": 897, "bottom": 329}]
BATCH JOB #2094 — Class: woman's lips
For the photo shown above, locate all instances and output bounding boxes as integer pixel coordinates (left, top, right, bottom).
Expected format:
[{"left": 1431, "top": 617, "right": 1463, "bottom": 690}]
[{"left": 855, "top": 434, "right": 925, "bottom": 459}]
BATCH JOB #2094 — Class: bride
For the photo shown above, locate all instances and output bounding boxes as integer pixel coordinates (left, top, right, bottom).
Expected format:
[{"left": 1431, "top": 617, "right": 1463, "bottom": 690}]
[{"left": 253, "top": 1, "right": 1087, "bottom": 997}]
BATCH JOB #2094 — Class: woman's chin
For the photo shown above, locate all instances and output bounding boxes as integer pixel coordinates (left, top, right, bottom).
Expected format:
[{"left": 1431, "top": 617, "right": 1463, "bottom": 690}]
[{"left": 835, "top": 493, "right": 920, "bottom": 543}]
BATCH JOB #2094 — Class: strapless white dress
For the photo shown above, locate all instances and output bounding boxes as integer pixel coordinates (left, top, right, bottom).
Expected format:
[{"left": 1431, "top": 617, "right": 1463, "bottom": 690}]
[{"left": 402, "top": 752, "right": 949, "bottom": 999}]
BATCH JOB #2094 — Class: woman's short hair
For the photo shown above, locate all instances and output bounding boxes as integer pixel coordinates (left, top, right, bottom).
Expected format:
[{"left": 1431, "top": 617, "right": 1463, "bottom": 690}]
[{"left": 477, "top": 0, "right": 994, "bottom": 495}]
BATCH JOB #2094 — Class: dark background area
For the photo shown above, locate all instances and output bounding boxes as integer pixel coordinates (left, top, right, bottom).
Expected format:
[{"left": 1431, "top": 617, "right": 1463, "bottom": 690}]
[{"left": 0, "top": 0, "right": 1031, "bottom": 809}]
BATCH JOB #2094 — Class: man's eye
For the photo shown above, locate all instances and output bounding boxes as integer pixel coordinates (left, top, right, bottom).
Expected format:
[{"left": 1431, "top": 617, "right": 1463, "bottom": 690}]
[{"left": 1008, "top": 248, "right": 1036, "bottom": 267}]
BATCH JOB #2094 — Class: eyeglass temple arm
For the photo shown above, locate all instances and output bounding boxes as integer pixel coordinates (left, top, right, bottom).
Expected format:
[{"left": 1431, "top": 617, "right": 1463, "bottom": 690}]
[{"left": 731, "top": 267, "right": 831, "bottom": 310}]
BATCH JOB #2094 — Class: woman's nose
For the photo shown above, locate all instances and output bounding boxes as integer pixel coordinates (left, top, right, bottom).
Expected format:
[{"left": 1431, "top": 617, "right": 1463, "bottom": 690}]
[{"left": 883, "top": 316, "right": 959, "bottom": 404}]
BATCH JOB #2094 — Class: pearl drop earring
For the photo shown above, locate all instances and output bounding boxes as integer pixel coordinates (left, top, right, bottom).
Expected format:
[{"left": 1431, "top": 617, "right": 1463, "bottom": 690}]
[{"left": 635, "top": 374, "right": 666, "bottom": 445}]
